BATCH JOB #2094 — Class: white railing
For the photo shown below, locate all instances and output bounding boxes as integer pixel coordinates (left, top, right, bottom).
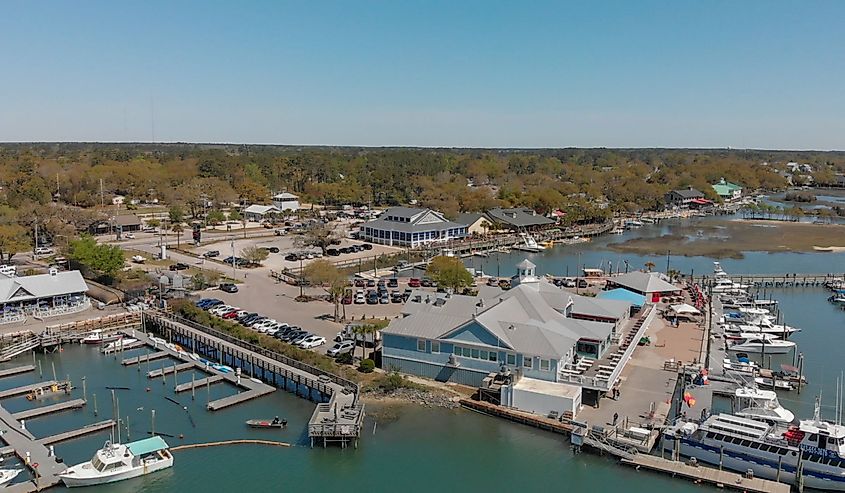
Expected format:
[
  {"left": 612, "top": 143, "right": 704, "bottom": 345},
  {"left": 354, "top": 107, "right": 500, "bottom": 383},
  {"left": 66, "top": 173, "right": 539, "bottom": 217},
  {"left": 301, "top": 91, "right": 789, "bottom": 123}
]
[
  {"left": 32, "top": 299, "right": 91, "bottom": 320},
  {"left": 0, "top": 313, "right": 26, "bottom": 325}
]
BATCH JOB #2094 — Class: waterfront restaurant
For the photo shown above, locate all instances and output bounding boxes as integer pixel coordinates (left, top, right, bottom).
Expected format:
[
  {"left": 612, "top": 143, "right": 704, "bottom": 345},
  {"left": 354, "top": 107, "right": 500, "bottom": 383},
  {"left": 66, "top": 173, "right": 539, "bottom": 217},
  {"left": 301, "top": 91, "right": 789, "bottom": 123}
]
[
  {"left": 381, "top": 260, "right": 624, "bottom": 388},
  {"left": 359, "top": 207, "right": 467, "bottom": 247},
  {"left": 0, "top": 269, "right": 90, "bottom": 323},
  {"left": 603, "top": 271, "right": 681, "bottom": 303},
  {"left": 712, "top": 178, "right": 743, "bottom": 202}
]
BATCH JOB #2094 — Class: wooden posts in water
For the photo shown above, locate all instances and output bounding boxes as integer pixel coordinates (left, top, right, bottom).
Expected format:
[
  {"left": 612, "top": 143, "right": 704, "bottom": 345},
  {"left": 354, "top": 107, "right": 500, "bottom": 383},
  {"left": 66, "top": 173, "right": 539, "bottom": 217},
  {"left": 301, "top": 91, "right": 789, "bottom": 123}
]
[
  {"left": 51, "top": 361, "right": 57, "bottom": 381},
  {"left": 151, "top": 409, "right": 156, "bottom": 437},
  {"left": 191, "top": 373, "right": 195, "bottom": 400},
  {"left": 38, "top": 359, "right": 43, "bottom": 379},
  {"left": 82, "top": 376, "right": 87, "bottom": 402},
  {"left": 92, "top": 393, "right": 98, "bottom": 416}
]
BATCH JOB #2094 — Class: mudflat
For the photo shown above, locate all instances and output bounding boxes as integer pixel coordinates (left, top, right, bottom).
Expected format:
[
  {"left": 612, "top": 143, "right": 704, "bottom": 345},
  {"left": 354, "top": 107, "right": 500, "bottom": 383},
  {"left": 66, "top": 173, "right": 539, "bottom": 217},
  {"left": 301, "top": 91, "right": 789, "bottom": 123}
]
[{"left": 608, "top": 219, "right": 845, "bottom": 259}]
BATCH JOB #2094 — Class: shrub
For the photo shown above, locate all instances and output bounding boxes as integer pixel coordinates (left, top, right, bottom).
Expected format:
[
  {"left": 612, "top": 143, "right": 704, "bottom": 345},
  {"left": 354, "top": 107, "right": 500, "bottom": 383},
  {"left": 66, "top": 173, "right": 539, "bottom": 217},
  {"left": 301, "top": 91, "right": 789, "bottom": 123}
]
[
  {"left": 359, "top": 359, "right": 375, "bottom": 373},
  {"left": 336, "top": 352, "right": 353, "bottom": 365}
]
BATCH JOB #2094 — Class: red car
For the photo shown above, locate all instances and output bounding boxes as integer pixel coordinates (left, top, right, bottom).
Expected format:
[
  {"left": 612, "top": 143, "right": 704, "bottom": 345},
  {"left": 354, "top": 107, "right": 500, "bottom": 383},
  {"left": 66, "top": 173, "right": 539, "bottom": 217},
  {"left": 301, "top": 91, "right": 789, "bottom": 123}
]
[
  {"left": 408, "top": 278, "right": 421, "bottom": 288},
  {"left": 341, "top": 294, "right": 353, "bottom": 305},
  {"left": 221, "top": 310, "right": 239, "bottom": 319}
]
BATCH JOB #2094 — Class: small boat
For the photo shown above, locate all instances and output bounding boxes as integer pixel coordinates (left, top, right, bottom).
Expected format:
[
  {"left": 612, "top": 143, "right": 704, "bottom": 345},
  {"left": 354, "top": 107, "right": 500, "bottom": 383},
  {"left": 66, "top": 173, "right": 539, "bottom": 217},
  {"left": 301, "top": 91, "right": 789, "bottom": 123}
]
[
  {"left": 59, "top": 437, "right": 173, "bottom": 488},
  {"left": 728, "top": 333, "right": 796, "bottom": 354},
  {"left": 211, "top": 364, "right": 233, "bottom": 373},
  {"left": 101, "top": 338, "right": 138, "bottom": 353},
  {"left": 754, "top": 376, "right": 796, "bottom": 391},
  {"left": 81, "top": 330, "right": 122, "bottom": 345},
  {"left": 733, "top": 386, "right": 795, "bottom": 425},
  {"left": 514, "top": 233, "right": 544, "bottom": 253},
  {"left": 246, "top": 417, "right": 287, "bottom": 429},
  {"left": 0, "top": 468, "right": 21, "bottom": 486}
]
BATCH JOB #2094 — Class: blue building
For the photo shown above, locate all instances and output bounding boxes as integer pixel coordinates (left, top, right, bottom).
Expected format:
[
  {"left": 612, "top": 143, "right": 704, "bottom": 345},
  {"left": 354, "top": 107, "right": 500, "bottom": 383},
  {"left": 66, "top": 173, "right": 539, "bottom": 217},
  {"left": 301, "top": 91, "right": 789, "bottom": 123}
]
[{"left": 382, "top": 260, "right": 630, "bottom": 387}]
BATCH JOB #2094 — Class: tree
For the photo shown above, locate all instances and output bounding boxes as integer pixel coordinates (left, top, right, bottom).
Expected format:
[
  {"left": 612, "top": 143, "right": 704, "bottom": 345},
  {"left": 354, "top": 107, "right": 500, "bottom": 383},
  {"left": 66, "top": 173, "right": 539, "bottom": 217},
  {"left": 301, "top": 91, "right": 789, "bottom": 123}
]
[
  {"left": 644, "top": 261, "right": 656, "bottom": 272},
  {"left": 67, "top": 235, "right": 124, "bottom": 280},
  {"left": 427, "top": 255, "right": 474, "bottom": 293},
  {"left": 302, "top": 259, "right": 347, "bottom": 321},
  {"left": 206, "top": 209, "right": 225, "bottom": 225},
  {"left": 294, "top": 224, "right": 339, "bottom": 255},
  {"left": 171, "top": 223, "right": 184, "bottom": 249},
  {"left": 0, "top": 224, "right": 29, "bottom": 262},
  {"left": 241, "top": 245, "right": 269, "bottom": 266},
  {"left": 146, "top": 218, "right": 161, "bottom": 229},
  {"left": 227, "top": 209, "right": 242, "bottom": 222},
  {"left": 169, "top": 205, "right": 184, "bottom": 225},
  {"left": 351, "top": 323, "right": 379, "bottom": 360}
]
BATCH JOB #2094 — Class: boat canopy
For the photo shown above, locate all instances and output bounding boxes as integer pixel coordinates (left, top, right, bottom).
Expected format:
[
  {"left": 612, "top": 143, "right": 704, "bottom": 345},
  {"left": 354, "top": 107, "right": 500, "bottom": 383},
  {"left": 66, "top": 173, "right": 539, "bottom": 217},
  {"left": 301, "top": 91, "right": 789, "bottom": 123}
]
[{"left": 126, "top": 436, "right": 169, "bottom": 456}]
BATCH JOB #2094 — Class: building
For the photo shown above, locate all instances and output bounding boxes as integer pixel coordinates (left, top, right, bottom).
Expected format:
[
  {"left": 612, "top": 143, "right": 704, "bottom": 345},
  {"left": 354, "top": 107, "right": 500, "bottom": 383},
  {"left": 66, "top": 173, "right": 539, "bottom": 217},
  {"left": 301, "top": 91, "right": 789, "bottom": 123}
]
[
  {"left": 243, "top": 204, "right": 282, "bottom": 222},
  {"left": 485, "top": 207, "right": 555, "bottom": 230},
  {"left": 597, "top": 288, "right": 645, "bottom": 313},
  {"left": 664, "top": 187, "right": 704, "bottom": 208},
  {"left": 381, "top": 260, "right": 625, "bottom": 388},
  {"left": 0, "top": 269, "right": 90, "bottom": 322},
  {"left": 112, "top": 214, "right": 142, "bottom": 233},
  {"left": 604, "top": 271, "right": 681, "bottom": 303},
  {"left": 456, "top": 213, "right": 494, "bottom": 236},
  {"left": 359, "top": 207, "right": 467, "bottom": 247},
  {"left": 271, "top": 192, "right": 300, "bottom": 212},
  {"left": 712, "top": 178, "right": 743, "bottom": 202}
]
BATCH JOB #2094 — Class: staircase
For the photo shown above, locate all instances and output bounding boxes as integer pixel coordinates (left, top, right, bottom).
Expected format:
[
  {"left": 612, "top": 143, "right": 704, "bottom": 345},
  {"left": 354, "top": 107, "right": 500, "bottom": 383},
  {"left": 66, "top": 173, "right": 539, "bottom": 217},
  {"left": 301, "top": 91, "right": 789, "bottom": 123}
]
[{"left": 0, "top": 332, "right": 40, "bottom": 362}]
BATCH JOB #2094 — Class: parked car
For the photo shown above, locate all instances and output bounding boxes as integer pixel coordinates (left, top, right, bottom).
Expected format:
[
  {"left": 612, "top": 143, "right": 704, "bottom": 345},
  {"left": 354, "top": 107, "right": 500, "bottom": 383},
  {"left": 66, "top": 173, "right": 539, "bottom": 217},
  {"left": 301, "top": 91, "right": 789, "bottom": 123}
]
[
  {"left": 299, "top": 336, "right": 326, "bottom": 349},
  {"left": 124, "top": 233, "right": 136, "bottom": 239},
  {"left": 391, "top": 291, "right": 404, "bottom": 303},
  {"left": 354, "top": 291, "right": 366, "bottom": 304},
  {"left": 34, "top": 247, "right": 54, "bottom": 255},
  {"left": 327, "top": 248, "right": 340, "bottom": 256},
  {"left": 221, "top": 310, "right": 240, "bottom": 320},
  {"left": 387, "top": 278, "right": 399, "bottom": 288},
  {"left": 261, "top": 246, "right": 280, "bottom": 253},
  {"left": 284, "top": 253, "right": 298, "bottom": 261},
  {"left": 327, "top": 340, "right": 355, "bottom": 357},
  {"left": 169, "top": 262, "right": 189, "bottom": 271},
  {"left": 290, "top": 332, "right": 312, "bottom": 345},
  {"left": 219, "top": 283, "right": 238, "bottom": 293},
  {"left": 366, "top": 279, "right": 376, "bottom": 287},
  {"left": 354, "top": 279, "right": 366, "bottom": 287},
  {"left": 408, "top": 278, "right": 421, "bottom": 288},
  {"left": 421, "top": 277, "right": 433, "bottom": 287},
  {"left": 361, "top": 243, "right": 373, "bottom": 250},
  {"left": 341, "top": 293, "right": 353, "bottom": 305},
  {"left": 379, "top": 294, "right": 390, "bottom": 304},
  {"left": 203, "top": 250, "right": 220, "bottom": 258},
  {"left": 366, "top": 292, "right": 379, "bottom": 304}
]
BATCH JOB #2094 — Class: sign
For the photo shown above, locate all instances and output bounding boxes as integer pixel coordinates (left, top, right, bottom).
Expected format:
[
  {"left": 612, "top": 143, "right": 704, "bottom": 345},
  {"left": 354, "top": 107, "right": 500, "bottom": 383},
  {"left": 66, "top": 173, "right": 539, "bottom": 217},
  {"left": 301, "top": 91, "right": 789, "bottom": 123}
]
[{"left": 801, "top": 443, "right": 841, "bottom": 459}]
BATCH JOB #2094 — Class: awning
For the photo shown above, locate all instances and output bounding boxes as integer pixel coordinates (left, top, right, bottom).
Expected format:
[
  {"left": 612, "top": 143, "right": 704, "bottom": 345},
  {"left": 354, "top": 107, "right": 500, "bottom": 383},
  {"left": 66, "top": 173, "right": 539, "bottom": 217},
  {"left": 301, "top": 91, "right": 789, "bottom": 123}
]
[
  {"left": 670, "top": 303, "right": 701, "bottom": 315},
  {"left": 690, "top": 198, "right": 713, "bottom": 205}
]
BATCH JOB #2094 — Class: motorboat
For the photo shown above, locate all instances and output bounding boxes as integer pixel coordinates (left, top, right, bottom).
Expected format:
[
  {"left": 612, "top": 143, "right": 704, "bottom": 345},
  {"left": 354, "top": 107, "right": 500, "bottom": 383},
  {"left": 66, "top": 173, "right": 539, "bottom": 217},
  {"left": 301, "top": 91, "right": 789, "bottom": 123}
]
[
  {"left": 246, "top": 417, "right": 287, "bottom": 429},
  {"left": 625, "top": 219, "right": 643, "bottom": 228},
  {"left": 728, "top": 333, "right": 796, "bottom": 354},
  {"left": 663, "top": 402, "right": 845, "bottom": 491},
  {"left": 723, "top": 322, "right": 800, "bottom": 338},
  {"left": 59, "top": 437, "right": 173, "bottom": 487},
  {"left": 754, "top": 376, "right": 796, "bottom": 391},
  {"left": 722, "top": 358, "right": 759, "bottom": 374},
  {"left": 733, "top": 387, "right": 795, "bottom": 425},
  {"left": 514, "top": 233, "right": 544, "bottom": 253},
  {"left": 101, "top": 338, "right": 138, "bottom": 353},
  {"left": 720, "top": 296, "right": 778, "bottom": 310},
  {"left": 711, "top": 277, "right": 749, "bottom": 294},
  {"left": 0, "top": 468, "right": 21, "bottom": 486},
  {"left": 81, "top": 329, "right": 122, "bottom": 345}
]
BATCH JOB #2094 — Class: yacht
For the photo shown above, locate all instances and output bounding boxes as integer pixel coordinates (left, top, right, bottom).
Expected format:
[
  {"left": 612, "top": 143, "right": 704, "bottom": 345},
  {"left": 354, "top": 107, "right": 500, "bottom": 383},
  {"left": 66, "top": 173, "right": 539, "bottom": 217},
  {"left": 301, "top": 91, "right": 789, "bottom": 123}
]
[
  {"left": 515, "top": 233, "right": 544, "bottom": 253},
  {"left": 624, "top": 219, "right": 643, "bottom": 228},
  {"left": 723, "top": 322, "right": 800, "bottom": 338},
  {"left": 733, "top": 387, "right": 795, "bottom": 425},
  {"left": 101, "top": 338, "right": 138, "bottom": 353},
  {"left": 721, "top": 296, "right": 778, "bottom": 310},
  {"left": 728, "top": 333, "right": 796, "bottom": 354},
  {"left": 59, "top": 437, "right": 173, "bottom": 487},
  {"left": 711, "top": 277, "right": 750, "bottom": 294},
  {"left": 663, "top": 403, "right": 845, "bottom": 491},
  {"left": 81, "top": 329, "right": 122, "bottom": 345},
  {"left": 0, "top": 468, "right": 21, "bottom": 486}
]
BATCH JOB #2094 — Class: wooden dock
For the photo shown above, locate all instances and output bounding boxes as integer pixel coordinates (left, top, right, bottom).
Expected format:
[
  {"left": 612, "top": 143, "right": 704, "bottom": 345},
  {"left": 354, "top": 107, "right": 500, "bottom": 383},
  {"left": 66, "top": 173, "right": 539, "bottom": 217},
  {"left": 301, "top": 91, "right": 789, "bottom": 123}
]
[
  {"left": 39, "top": 419, "right": 115, "bottom": 445},
  {"left": 147, "top": 362, "right": 195, "bottom": 378},
  {"left": 207, "top": 387, "right": 276, "bottom": 410},
  {"left": 621, "top": 454, "right": 790, "bottom": 493},
  {"left": 13, "top": 398, "right": 86, "bottom": 420},
  {"left": 0, "top": 381, "right": 58, "bottom": 399},
  {"left": 0, "top": 365, "right": 35, "bottom": 378},
  {"left": 174, "top": 375, "right": 224, "bottom": 393},
  {"left": 0, "top": 403, "right": 65, "bottom": 491},
  {"left": 102, "top": 340, "right": 145, "bottom": 354},
  {"left": 121, "top": 350, "right": 169, "bottom": 365},
  {"left": 459, "top": 398, "right": 574, "bottom": 435}
]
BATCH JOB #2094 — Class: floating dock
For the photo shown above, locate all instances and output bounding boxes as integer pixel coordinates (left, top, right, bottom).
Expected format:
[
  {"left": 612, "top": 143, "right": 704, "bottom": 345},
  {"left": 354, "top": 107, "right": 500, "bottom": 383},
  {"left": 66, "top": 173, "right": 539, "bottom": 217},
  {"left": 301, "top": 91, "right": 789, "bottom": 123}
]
[
  {"left": 13, "top": 398, "right": 86, "bottom": 420},
  {"left": 174, "top": 375, "right": 224, "bottom": 393},
  {"left": 207, "top": 387, "right": 276, "bottom": 410},
  {"left": 147, "top": 362, "right": 195, "bottom": 378},
  {"left": 0, "top": 404, "right": 65, "bottom": 491},
  {"left": 121, "top": 350, "right": 169, "bottom": 365},
  {"left": 0, "top": 381, "right": 59, "bottom": 399},
  {"left": 102, "top": 340, "right": 144, "bottom": 354},
  {"left": 621, "top": 454, "right": 790, "bottom": 493},
  {"left": 0, "top": 365, "right": 35, "bottom": 378}
]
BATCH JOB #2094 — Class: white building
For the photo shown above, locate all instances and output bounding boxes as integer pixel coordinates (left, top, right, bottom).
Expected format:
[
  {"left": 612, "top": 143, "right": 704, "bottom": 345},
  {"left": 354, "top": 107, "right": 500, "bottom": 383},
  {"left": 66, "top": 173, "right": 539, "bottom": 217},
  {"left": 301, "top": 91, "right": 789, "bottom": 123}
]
[
  {"left": 243, "top": 204, "right": 282, "bottom": 222},
  {"left": 359, "top": 207, "right": 467, "bottom": 247},
  {"left": 0, "top": 269, "right": 90, "bottom": 322},
  {"left": 271, "top": 193, "right": 300, "bottom": 212}
]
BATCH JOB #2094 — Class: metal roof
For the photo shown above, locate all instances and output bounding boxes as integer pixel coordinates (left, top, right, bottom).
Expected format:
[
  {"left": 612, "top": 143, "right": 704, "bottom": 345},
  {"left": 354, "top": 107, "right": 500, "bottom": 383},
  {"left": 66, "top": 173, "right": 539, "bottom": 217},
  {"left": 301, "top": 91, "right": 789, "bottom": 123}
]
[
  {"left": 126, "top": 436, "right": 169, "bottom": 456},
  {"left": 597, "top": 288, "right": 646, "bottom": 307},
  {"left": 0, "top": 270, "right": 89, "bottom": 303},
  {"left": 244, "top": 204, "right": 281, "bottom": 215},
  {"left": 669, "top": 188, "right": 703, "bottom": 198},
  {"left": 607, "top": 271, "right": 678, "bottom": 294},
  {"left": 362, "top": 208, "right": 464, "bottom": 233}
]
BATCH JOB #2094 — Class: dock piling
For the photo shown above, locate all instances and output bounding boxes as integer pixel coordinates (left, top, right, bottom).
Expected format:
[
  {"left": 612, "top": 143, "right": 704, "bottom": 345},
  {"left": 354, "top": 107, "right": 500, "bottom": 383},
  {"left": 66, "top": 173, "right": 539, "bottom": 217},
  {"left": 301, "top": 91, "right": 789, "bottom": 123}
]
[
  {"left": 191, "top": 374, "right": 195, "bottom": 400},
  {"left": 93, "top": 393, "right": 97, "bottom": 416},
  {"left": 82, "top": 376, "right": 87, "bottom": 402},
  {"left": 51, "top": 361, "right": 56, "bottom": 381},
  {"left": 38, "top": 360, "right": 43, "bottom": 379}
]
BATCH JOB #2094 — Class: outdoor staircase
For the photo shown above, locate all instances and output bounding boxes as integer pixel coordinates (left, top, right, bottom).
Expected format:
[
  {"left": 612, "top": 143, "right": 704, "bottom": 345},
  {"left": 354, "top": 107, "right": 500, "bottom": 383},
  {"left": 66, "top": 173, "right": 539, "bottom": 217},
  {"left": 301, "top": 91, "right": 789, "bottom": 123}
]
[{"left": 0, "top": 332, "right": 40, "bottom": 362}]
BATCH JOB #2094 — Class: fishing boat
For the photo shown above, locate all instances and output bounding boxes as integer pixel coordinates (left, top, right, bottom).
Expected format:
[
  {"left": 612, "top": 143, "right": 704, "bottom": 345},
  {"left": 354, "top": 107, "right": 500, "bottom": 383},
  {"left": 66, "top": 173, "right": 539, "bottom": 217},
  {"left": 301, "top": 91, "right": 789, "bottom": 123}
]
[
  {"left": 727, "top": 333, "right": 796, "bottom": 354},
  {"left": 733, "top": 387, "right": 795, "bottom": 424},
  {"left": 720, "top": 296, "right": 778, "bottom": 310},
  {"left": 246, "top": 417, "right": 287, "bottom": 429},
  {"left": 754, "top": 376, "right": 796, "bottom": 391},
  {"left": 101, "top": 338, "right": 138, "bottom": 353},
  {"left": 59, "top": 437, "right": 173, "bottom": 488},
  {"left": 624, "top": 219, "right": 643, "bottom": 228},
  {"left": 663, "top": 402, "right": 845, "bottom": 491},
  {"left": 722, "top": 358, "right": 759, "bottom": 374},
  {"left": 81, "top": 329, "right": 122, "bottom": 345},
  {"left": 0, "top": 468, "right": 21, "bottom": 486}
]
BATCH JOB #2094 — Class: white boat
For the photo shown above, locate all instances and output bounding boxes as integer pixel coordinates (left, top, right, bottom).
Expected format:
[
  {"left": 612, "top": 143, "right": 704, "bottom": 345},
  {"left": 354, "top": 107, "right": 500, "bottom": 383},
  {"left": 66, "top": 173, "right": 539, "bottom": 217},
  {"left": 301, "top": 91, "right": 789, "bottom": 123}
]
[
  {"left": 100, "top": 338, "right": 138, "bottom": 353},
  {"left": 514, "top": 233, "right": 544, "bottom": 253},
  {"left": 663, "top": 402, "right": 845, "bottom": 491},
  {"left": 728, "top": 333, "right": 796, "bottom": 354},
  {"left": 610, "top": 228, "right": 624, "bottom": 235},
  {"left": 722, "top": 358, "right": 759, "bottom": 374},
  {"left": 81, "top": 330, "right": 122, "bottom": 345},
  {"left": 720, "top": 296, "right": 778, "bottom": 309},
  {"left": 754, "top": 376, "right": 796, "bottom": 391},
  {"left": 723, "top": 322, "right": 800, "bottom": 338},
  {"left": 0, "top": 468, "right": 21, "bottom": 486},
  {"left": 711, "top": 277, "right": 749, "bottom": 293},
  {"left": 59, "top": 437, "right": 173, "bottom": 488},
  {"left": 733, "top": 387, "right": 795, "bottom": 425},
  {"left": 625, "top": 219, "right": 643, "bottom": 228},
  {"left": 130, "top": 255, "right": 146, "bottom": 264}
]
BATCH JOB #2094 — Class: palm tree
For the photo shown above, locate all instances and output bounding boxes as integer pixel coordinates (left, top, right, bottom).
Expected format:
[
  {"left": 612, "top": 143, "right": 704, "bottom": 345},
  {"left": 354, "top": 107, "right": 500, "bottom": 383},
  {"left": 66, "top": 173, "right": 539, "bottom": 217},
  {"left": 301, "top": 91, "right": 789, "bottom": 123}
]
[
  {"left": 172, "top": 223, "right": 184, "bottom": 249},
  {"left": 644, "top": 261, "right": 656, "bottom": 272}
]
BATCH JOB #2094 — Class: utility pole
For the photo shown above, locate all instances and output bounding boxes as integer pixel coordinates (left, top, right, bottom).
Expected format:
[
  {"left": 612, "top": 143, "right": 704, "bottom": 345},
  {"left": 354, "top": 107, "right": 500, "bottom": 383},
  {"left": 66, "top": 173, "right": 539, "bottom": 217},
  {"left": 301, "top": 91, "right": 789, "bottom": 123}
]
[{"left": 100, "top": 178, "right": 105, "bottom": 208}]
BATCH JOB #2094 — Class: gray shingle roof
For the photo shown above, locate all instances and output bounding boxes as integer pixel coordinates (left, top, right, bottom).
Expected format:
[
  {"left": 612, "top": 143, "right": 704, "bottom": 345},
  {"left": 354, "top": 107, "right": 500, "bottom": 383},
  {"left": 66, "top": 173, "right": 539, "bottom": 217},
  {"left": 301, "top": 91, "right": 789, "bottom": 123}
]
[
  {"left": 670, "top": 188, "right": 703, "bottom": 199},
  {"left": 362, "top": 207, "right": 464, "bottom": 233}
]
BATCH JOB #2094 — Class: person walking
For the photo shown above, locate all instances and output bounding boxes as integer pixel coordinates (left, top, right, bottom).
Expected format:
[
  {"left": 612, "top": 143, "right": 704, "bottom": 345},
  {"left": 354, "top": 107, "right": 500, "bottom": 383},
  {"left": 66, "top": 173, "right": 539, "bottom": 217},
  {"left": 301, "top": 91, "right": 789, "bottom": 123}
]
[{"left": 612, "top": 412, "right": 619, "bottom": 426}]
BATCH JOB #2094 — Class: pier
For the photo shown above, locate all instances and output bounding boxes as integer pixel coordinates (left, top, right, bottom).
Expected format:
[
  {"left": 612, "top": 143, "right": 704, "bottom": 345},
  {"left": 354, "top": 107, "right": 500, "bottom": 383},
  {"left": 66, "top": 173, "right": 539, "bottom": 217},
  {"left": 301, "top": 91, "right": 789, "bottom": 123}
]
[
  {"left": 147, "top": 362, "right": 195, "bottom": 379},
  {"left": 121, "top": 350, "right": 168, "bottom": 365},
  {"left": 141, "top": 312, "right": 365, "bottom": 448},
  {"left": 102, "top": 340, "right": 144, "bottom": 354},
  {"left": 0, "top": 365, "right": 35, "bottom": 378},
  {"left": 0, "top": 381, "right": 59, "bottom": 399},
  {"left": 174, "top": 375, "right": 224, "bottom": 393},
  {"left": 12, "top": 398, "right": 86, "bottom": 420}
]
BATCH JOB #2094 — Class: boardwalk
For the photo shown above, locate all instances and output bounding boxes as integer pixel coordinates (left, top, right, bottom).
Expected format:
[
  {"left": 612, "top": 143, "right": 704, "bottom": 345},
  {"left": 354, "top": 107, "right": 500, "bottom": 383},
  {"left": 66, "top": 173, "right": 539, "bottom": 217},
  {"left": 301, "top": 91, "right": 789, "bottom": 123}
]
[
  {"left": 622, "top": 454, "right": 790, "bottom": 493},
  {"left": 121, "top": 350, "right": 168, "bottom": 365},
  {"left": 0, "top": 404, "right": 64, "bottom": 492},
  {"left": 147, "top": 362, "right": 195, "bottom": 378},
  {"left": 174, "top": 375, "right": 224, "bottom": 393},
  {"left": 13, "top": 398, "right": 86, "bottom": 420},
  {"left": 0, "top": 365, "right": 34, "bottom": 378}
]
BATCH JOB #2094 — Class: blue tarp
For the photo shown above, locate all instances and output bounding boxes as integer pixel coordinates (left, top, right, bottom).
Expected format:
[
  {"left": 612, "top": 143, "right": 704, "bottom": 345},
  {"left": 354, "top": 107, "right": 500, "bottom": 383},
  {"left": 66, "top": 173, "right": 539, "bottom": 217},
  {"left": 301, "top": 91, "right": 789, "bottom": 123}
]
[
  {"left": 127, "top": 436, "right": 169, "bottom": 456},
  {"left": 597, "top": 288, "right": 646, "bottom": 307}
]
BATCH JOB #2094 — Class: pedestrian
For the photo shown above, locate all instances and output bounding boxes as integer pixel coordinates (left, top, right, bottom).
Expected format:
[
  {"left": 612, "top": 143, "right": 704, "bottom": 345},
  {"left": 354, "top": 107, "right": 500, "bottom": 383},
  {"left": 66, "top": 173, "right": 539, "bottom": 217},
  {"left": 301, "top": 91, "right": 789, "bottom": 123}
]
[{"left": 613, "top": 412, "right": 618, "bottom": 426}]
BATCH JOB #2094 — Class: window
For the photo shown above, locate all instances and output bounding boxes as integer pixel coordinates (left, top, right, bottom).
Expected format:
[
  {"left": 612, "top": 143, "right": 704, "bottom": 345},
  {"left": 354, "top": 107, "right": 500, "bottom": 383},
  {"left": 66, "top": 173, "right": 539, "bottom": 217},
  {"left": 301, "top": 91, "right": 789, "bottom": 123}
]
[
  {"left": 540, "top": 359, "right": 550, "bottom": 371},
  {"left": 453, "top": 346, "right": 461, "bottom": 355},
  {"left": 507, "top": 353, "right": 516, "bottom": 365},
  {"left": 489, "top": 352, "right": 497, "bottom": 362},
  {"left": 431, "top": 341, "right": 440, "bottom": 354},
  {"left": 480, "top": 350, "right": 488, "bottom": 361},
  {"left": 471, "top": 349, "right": 480, "bottom": 359},
  {"left": 523, "top": 356, "right": 533, "bottom": 369},
  {"left": 417, "top": 339, "right": 426, "bottom": 352}
]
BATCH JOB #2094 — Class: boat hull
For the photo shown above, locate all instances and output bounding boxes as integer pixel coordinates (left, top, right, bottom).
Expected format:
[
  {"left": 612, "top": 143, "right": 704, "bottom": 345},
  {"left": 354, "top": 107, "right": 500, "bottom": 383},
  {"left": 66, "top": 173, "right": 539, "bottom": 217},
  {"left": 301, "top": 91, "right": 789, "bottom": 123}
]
[
  {"left": 60, "top": 457, "right": 173, "bottom": 488},
  {"left": 728, "top": 342, "right": 794, "bottom": 354}
]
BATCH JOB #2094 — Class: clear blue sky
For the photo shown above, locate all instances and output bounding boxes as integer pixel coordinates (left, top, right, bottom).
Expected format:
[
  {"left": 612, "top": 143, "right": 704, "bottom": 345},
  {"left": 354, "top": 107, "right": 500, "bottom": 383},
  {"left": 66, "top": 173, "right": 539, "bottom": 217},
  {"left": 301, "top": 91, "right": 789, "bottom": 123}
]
[{"left": 2, "top": 1, "right": 844, "bottom": 149}]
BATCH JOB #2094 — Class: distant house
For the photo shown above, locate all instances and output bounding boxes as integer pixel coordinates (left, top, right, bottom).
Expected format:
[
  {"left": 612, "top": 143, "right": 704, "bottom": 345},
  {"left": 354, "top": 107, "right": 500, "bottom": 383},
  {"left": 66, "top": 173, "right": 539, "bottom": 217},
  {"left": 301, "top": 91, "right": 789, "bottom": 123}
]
[
  {"left": 111, "top": 195, "right": 126, "bottom": 206},
  {"left": 712, "top": 178, "right": 743, "bottom": 202},
  {"left": 485, "top": 207, "right": 555, "bottom": 230},
  {"left": 604, "top": 271, "right": 681, "bottom": 303},
  {"left": 112, "top": 214, "right": 142, "bottom": 233},
  {"left": 456, "top": 213, "right": 493, "bottom": 236},
  {"left": 359, "top": 207, "right": 467, "bottom": 247},
  {"left": 271, "top": 192, "right": 300, "bottom": 212},
  {"left": 664, "top": 187, "right": 704, "bottom": 208},
  {"left": 243, "top": 204, "right": 282, "bottom": 222}
]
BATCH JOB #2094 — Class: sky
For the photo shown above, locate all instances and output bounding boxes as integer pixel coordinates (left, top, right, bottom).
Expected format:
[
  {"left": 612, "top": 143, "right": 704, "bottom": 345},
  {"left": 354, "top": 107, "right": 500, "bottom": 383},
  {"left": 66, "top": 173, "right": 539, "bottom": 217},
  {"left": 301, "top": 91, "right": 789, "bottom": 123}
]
[{"left": 1, "top": 1, "right": 844, "bottom": 149}]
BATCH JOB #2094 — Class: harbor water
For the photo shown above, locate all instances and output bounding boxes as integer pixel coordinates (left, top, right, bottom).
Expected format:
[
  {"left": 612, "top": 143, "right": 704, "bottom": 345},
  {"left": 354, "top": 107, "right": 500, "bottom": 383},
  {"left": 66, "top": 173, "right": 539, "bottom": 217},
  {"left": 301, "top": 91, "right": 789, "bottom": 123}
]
[{"left": 2, "top": 217, "right": 844, "bottom": 492}]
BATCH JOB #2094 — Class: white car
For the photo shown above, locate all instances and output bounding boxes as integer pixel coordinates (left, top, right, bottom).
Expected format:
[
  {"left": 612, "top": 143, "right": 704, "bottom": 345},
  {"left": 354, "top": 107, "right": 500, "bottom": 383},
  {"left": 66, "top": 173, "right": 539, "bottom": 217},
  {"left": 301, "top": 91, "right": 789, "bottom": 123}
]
[
  {"left": 34, "top": 247, "right": 53, "bottom": 256},
  {"left": 354, "top": 291, "right": 366, "bottom": 304},
  {"left": 299, "top": 336, "right": 326, "bottom": 349},
  {"left": 210, "top": 305, "right": 235, "bottom": 316},
  {"left": 327, "top": 340, "right": 355, "bottom": 357},
  {"left": 124, "top": 233, "right": 136, "bottom": 239},
  {"left": 254, "top": 320, "right": 279, "bottom": 333}
]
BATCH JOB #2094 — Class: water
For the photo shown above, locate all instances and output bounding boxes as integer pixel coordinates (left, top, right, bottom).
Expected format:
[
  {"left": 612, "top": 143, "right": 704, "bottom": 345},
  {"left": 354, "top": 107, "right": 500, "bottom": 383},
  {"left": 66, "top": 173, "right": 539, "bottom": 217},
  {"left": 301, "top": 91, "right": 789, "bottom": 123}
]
[{"left": 3, "top": 218, "right": 845, "bottom": 491}]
